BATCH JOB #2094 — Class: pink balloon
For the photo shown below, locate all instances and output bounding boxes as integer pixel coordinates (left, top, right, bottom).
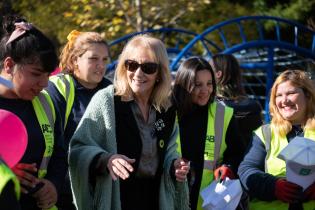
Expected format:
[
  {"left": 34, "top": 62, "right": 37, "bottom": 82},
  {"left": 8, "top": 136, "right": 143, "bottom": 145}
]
[{"left": 0, "top": 109, "right": 28, "bottom": 168}]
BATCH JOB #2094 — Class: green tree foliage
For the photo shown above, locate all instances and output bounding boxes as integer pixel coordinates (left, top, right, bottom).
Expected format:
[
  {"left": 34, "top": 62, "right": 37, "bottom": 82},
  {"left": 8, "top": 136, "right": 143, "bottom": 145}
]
[
  {"left": 254, "top": 0, "right": 315, "bottom": 23},
  {"left": 9, "top": 0, "right": 227, "bottom": 45},
  {"left": 7, "top": 0, "right": 315, "bottom": 49}
]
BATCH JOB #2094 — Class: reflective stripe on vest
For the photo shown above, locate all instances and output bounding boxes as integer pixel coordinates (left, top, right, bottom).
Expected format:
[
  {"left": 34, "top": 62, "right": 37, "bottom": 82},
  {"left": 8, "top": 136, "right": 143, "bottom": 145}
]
[
  {"left": 32, "top": 91, "right": 58, "bottom": 210},
  {"left": 203, "top": 102, "right": 226, "bottom": 171},
  {"left": 32, "top": 90, "right": 55, "bottom": 178},
  {"left": 0, "top": 161, "right": 20, "bottom": 200},
  {"left": 49, "top": 73, "right": 75, "bottom": 129},
  {"left": 176, "top": 102, "right": 233, "bottom": 210},
  {"left": 250, "top": 126, "right": 315, "bottom": 210}
]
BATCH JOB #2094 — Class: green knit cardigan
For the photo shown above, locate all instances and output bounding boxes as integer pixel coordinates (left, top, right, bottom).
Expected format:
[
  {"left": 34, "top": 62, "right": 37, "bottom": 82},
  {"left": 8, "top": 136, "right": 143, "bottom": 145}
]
[{"left": 69, "top": 85, "right": 190, "bottom": 210}]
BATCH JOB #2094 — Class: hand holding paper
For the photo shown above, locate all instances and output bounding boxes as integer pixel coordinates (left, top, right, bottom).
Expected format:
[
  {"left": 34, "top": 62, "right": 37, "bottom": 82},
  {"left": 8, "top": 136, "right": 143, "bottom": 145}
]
[
  {"left": 275, "top": 179, "right": 303, "bottom": 203},
  {"left": 277, "top": 137, "right": 315, "bottom": 190},
  {"left": 200, "top": 177, "right": 242, "bottom": 210},
  {"left": 214, "top": 165, "right": 235, "bottom": 182}
]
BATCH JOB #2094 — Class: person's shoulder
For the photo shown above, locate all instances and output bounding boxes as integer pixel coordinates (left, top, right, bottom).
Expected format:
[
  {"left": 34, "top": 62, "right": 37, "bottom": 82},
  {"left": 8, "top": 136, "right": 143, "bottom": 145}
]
[
  {"left": 46, "top": 80, "right": 58, "bottom": 91},
  {"left": 241, "top": 98, "right": 262, "bottom": 113},
  {"left": 226, "top": 98, "right": 261, "bottom": 113},
  {"left": 158, "top": 103, "right": 176, "bottom": 116},
  {"left": 47, "top": 73, "right": 73, "bottom": 94},
  {"left": 102, "top": 84, "right": 114, "bottom": 94},
  {"left": 91, "top": 85, "right": 114, "bottom": 104},
  {"left": 45, "top": 80, "right": 63, "bottom": 100},
  {"left": 101, "top": 77, "right": 112, "bottom": 87},
  {"left": 157, "top": 105, "right": 176, "bottom": 125}
]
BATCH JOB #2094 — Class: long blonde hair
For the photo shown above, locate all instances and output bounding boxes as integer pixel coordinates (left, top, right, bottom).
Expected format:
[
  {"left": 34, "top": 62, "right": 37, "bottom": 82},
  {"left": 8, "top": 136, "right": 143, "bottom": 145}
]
[
  {"left": 114, "top": 34, "right": 172, "bottom": 112},
  {"left": 269, "top": 70, "right": 315, "bottom": 137}
]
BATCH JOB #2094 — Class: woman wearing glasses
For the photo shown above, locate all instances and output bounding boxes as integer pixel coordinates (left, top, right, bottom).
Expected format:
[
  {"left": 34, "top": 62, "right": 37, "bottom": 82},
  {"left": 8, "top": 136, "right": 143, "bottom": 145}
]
[{"left": 69, "top": 34, "right": 190, "bottom": 210}]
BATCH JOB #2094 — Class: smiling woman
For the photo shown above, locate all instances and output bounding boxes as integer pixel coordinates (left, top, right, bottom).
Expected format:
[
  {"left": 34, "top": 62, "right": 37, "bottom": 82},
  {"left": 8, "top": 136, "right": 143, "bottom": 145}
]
[
  {"left": 45, "top": 30, "right": 112, "bottom": 210},
  {"left": 275, "top": 81, "right": 306, "bottom": 125},
  {"left": 238, "top": 70, "right": 315, "bottom": 210},
  {"left": 69, "top": 34, "right": 190, "bottom": 210},
  {"left": 12, "top": 64, "right": 51, "bottom": 100},
  {"left": 172, "top": 56, "right": 245, "bottom": 210},
  {"left": 268, "top": 70, "right": 315, "bottom": 137},
  {"left": 125, "top": 47, "right": 160, "bottom": 115},
  {"left": 0, "top": 14, "right": 66, "bottom": 210}
]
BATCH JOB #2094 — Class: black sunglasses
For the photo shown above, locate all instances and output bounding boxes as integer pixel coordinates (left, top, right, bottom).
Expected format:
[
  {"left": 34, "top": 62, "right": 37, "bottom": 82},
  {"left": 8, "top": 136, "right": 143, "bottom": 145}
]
[{"left": 124, "top": 59, "right": 159, "bottom": 74}]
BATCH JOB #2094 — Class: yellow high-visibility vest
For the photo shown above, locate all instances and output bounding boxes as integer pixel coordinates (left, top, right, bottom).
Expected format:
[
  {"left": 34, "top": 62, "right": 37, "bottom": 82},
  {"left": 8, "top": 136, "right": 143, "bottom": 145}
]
[
  {"left": 176, "top": 102, "right": 233, "bottom": 210},
  {"left": 49, "top": 73, "right": 75, "bottom": 129},
  {"left": 32, "top": 90, "right": 58, "bottom": 210},
  {"left": 249, "top": 125, "right": 315, "bottom": 210}
]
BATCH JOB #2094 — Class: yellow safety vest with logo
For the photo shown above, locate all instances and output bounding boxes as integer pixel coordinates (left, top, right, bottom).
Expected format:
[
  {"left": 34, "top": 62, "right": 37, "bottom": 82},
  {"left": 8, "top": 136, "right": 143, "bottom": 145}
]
[
  {"left": 32, "top": 90, "right": 58, "bottom": 210},
  {"left": 49, "top": 73, "right": 75, "bottom": 129},
  {"left": 250, "top": 125, "right": 315, "bottom": 210},
  {"left": 0, "top": 159, "right": 20, "bottom": 200},
  {"left": 176, "top": 102, "right": 233, "bottom": 210}
]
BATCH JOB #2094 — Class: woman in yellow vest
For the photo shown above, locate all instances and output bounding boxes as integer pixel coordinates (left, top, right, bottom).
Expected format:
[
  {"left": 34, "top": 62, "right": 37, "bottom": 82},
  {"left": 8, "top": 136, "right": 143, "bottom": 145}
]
[
  {"left": 238, "top": 70, "right": 315, "bottom": 210},
  {"left": 46, "top": 30, "right": 112, "bottom": 210},
  {"left": 210, "top": 54, "right": 263, "bottom": 150},
  {"left": 172, "top": 56, "right": 246, "bottom": 210},
  {"left": 0, "top": 15, "right": 66, "bottom": 210}
]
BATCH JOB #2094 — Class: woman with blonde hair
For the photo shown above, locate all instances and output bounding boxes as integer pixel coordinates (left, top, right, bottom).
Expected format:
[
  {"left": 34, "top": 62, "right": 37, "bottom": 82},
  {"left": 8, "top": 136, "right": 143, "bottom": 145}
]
[
  {"left": 238, "top": 70, "right": 315, "bottom": 210},
  {"left": 69, "top": 34, "right": 190, "bottom": 210},
  {"left": 46, "top": 30, "right": 112, "bottom": 209}
]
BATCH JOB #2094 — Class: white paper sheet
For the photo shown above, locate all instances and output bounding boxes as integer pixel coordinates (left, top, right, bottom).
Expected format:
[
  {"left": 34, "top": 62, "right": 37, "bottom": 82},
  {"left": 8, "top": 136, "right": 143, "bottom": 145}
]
[{"left": 200, "top": 178, "right": 243, "bottom": 210}]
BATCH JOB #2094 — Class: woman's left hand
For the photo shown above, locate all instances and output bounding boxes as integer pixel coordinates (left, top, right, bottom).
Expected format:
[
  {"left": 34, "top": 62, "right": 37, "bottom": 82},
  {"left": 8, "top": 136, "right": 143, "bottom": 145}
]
[
  {"left": 33, "top": 179, "right": 57, "bottom": 209},
  {"left": 174, "top": 158, "right": 190, "bottom": 182}
]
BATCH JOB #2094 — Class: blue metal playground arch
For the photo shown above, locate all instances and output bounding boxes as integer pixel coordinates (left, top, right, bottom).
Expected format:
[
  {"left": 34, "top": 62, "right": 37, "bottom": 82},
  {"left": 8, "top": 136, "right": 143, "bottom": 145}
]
[
  {"left": 107, "top": 27, "right": 215, "bottom": 74},
  {"left": 107, "top": 16, "right": 315, "bottom": 121},
  {"left": 170, "top": 16, "right": 315, "bottom": 121}
]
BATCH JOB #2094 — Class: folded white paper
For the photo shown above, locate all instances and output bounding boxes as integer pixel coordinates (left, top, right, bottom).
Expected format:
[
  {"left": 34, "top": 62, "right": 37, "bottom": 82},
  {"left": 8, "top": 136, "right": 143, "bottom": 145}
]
[{"left": 200, "top": 178, "right": 242, "bottom": 210}]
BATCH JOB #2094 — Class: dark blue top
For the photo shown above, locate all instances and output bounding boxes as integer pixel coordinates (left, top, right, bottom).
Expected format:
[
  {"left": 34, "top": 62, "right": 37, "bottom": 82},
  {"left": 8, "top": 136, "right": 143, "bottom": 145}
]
[
  {"left": 217, "top": 97, "right": 263, "bottom": 150},
  {"left": 46, "top": 76, "right": 111, "bottom": 206},
  {"left": 238, "top": 125, "right": 304, "bottom": 201},
  {"left": 46, "top": 76, "right": 112, "bottom": 145},
  {"left": 0, "top": 97, "right": 67, "bottom": 210}
]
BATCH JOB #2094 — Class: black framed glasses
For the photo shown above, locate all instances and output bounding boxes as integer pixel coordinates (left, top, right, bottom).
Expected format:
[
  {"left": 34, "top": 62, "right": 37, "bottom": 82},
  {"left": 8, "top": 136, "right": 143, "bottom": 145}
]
[{"left": 124, "top": 59, "right": 159, "bottom": 74}]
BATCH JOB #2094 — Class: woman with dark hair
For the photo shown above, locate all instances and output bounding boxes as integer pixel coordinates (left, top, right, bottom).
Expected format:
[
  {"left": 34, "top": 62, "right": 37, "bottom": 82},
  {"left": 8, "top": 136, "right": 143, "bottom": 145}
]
[
  {"left": 210, "top": 54, "right": 263, "bottom": 150},
  {"left": 0, "top": 15, "right": 66, "bottom": 210},
  {"left": 173, "top": 56, "right": 245, "bottom": 210}
]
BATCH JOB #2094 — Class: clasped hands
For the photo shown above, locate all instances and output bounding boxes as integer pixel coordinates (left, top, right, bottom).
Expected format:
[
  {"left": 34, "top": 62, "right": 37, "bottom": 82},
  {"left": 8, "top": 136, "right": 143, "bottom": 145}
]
[
  {"left": 275, "top": 179, "right": 315, "bottom": 203},
  {"left": 107, "top": 154, "right": 190, "bottom": 182},
  {"left": 174, "top": 158, "right": 190, "bottom": 182},
  {"left": 11, "top": 163, "right": 58, "bottom": 209}
]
